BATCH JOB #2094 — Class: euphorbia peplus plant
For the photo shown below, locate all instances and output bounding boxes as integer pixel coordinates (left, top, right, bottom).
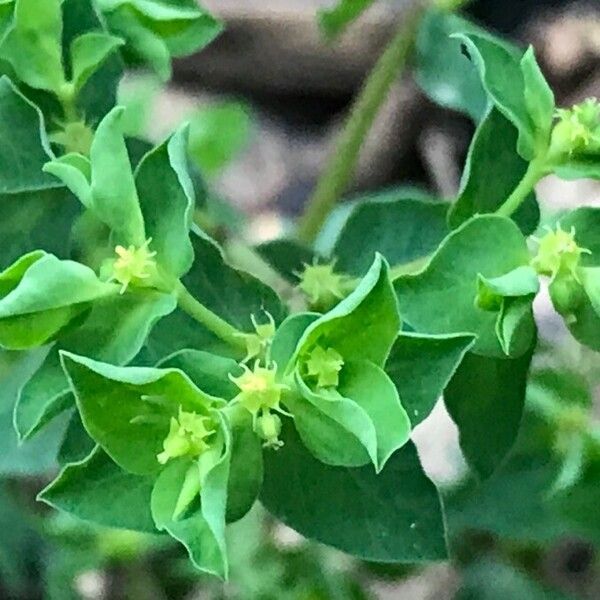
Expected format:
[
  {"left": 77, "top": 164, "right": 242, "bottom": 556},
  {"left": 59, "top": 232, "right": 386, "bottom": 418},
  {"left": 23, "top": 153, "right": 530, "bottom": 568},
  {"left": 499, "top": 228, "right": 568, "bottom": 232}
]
[{"left": 1, "top": 0, "right": 600, "bottom": 580}]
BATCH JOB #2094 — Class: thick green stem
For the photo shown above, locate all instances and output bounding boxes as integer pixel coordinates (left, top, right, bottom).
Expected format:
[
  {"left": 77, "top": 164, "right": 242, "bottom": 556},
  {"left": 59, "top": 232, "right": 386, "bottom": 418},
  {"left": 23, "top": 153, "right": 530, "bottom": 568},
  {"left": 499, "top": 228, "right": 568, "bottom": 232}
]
[
  {"left": 175, "top": 282, "right": 247, "bottom": 352},
  {"left": 495, "top": 159, "right": 546, "bottom": 218},
  {"left": 296, "top": 3, "right": 426, "bottom": 244}
]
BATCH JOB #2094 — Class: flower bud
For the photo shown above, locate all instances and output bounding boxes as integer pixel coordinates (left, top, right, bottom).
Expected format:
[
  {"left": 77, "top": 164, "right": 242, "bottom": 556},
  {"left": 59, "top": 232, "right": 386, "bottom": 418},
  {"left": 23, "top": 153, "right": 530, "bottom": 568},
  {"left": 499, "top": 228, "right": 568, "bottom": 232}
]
[
  {"left": 255, "top": 411, "right": 283, "bottom": 448},
  {"left": 297, "top": 262, "right": 350, "bottom": 312},
  {"left": 549, "top": 273, "right": 585, "bottom": 318},
  {"left": 303, "top": 345, "right": 345, "bottom": 388}
]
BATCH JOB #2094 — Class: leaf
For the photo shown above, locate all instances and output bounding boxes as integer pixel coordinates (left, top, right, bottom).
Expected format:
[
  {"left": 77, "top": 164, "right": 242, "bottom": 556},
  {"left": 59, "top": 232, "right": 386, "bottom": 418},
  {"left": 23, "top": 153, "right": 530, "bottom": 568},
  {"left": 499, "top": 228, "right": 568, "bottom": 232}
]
[
  {"left": 0, "top": 76, "right": 60, "bottom": 195},
  {"left": 385, "top": 332, "right": 475, "bottom": 426},
  {"left": 565, "top": 267, "right": 600, "bottom": 352},
  {"left": 158, "top": 349, "right": 241, "bottom": 400},
  {"left": 332, "top": 197, "right": 450, "bottom": 276},
  {"left": 225, "top": 408, "right": 263, "bottom": 523},
  {"left": 521, "top": 45, "right": 555, "bottom": 143},
  {"left": 89, "top": 107, "right": 145, "bottom": 245},
  {"left": 261, "top": 421, "right": 447, "bottom": 562},
  {"left": 99, "top": 0, "right": 222, "bottom": 79},
  {"left": 179, "top": 228, "right": 286, "bottom": 334},
  {"left": 188, "top": 102, "right": 252, "bottom": 175},
  {"left": 43, "top": 153, "right": 93, "bottom": 209},
  {"left": 0, "top": 189, "right": 79, "bottom": 273},
  {"left": 0, "top": 349, "right": 68, "bottom": 476},
  {"left": 61, "top": 352, "right": 218, "bottom": 476},
  {"left": 318, "top": 0, "right": 374, "bottom": 38},
  {"left": 444, "top": 347, "right": 534, "bottom": 478},
  {"left": 69, "top": 31, "right": 124, "bottom": 93},
  {"left": 293, "top": 254, "right": 400, "bottom": 368},
  {"left": 151, "top": 412, "right": 231, "bottom": 578},
  {"left": 57, "top": 411, "right": 95, "bottom": 466},
  {"left": 62, "top": 0, "right": 125, "bottom": 123},
  {"left": 496, "top": 296, "right": 536, "bottom": 358},
  {"left": 394, "top": 215, "right": 531, "bottom": 357},
  {"left": 0, "top": 252, "right": 118, "bottom": 350},
  {"left": 414, "top": 10, "right": 487, "bottom": 120},
  {"left": 0, "top": 0, "right": 65, "bottom": 93},
  {"left": 449, "top": 107, "right": 540, "bottom": 234},
  {"left": 135, "top": 125, "right": 195, "bottom": 278},
  {"left": 15, "top": 291, "right": 176, "bottom": 439},
  {"left": 39, "top": 446, "right": 156, "bottom": 532},
  {"left": 456, "top": 33, "right": 550, "bottom": 160},
  {"left": 271, "top": 312, "right": 320, "bottom": 375}
]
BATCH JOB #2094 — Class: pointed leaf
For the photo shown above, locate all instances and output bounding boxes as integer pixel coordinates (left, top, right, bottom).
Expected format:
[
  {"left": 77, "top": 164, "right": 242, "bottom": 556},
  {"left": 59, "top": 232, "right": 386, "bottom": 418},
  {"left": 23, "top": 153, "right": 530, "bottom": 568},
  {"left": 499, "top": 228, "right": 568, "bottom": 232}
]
[
  {"left": 15, "top": 291, "right": 176, "bottom": 439},
  {"left": 333, "top": 197, "right": 450, "bottom": 276},
  {"left": 135, "top": 125, "right": 195, "bottom": 278},
  {"left": 394, "top": 215, "right": 531, "bottom": 357},
  {"left": 449, "top": 107, "right": 540, "bottom": 233},
  {"left": 261, "top": 421, "right": 447, "bottom": 562},
  {"left": 39, "top": 446, "right": 156, "bottom": 531},
  {"left": 318, "top": 0, "right": 374, "bottom": 38},
  {"left": 444, "top": 347, "right": 534, "bottom": 478},
  {"left": 70, "top": 31, "right": 124, "bottom": 93},
  {"left": 61, "top": 352, "right": 219, "bottom": 475},
  {"left": 0, "top": 0, "right": 65, "bottom": 93},
  {"left": 89, "top": 107, "right": 145, "bottom": 245},
  {"left": 386, "top": 332, "right": 475, "bottom": 426},
  {"left": 415, "top": 10, "right": 487, "bottom": 120}
]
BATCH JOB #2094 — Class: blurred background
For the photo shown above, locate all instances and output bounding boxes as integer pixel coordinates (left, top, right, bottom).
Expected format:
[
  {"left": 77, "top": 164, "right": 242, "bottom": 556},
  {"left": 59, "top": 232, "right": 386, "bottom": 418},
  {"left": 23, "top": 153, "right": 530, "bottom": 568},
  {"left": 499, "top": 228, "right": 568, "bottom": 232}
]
[{"left": 2, "top": 0, "right": 600, "bottom": 598}]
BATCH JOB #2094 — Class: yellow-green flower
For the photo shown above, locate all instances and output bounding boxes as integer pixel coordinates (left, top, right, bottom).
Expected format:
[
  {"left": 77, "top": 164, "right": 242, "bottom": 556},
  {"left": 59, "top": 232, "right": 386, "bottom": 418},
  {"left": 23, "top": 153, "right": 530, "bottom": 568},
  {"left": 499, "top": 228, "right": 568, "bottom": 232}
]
[
  {"left": 531, "top": 225, "right": 590, "bottom": 279},
  {"left": 551, "top": 98, "right": 600, "bottom": 157},
  {"left": 157, "top": 407, "right": 215, "bottom": 465},
  {"left": 112, "top": 238, "right": 157, "bottom": 293},
  {"left": 230, "top": 362, "right": 288, "bottom": 415},
  {"left": 239, "top": 313, "right": 276, "bottom": 363},
  {"left": 297, "top": 261, "right": 350, "bottom": 311},
  {"left": 304, "top": 345, "right": 345, "bottom": 388}
]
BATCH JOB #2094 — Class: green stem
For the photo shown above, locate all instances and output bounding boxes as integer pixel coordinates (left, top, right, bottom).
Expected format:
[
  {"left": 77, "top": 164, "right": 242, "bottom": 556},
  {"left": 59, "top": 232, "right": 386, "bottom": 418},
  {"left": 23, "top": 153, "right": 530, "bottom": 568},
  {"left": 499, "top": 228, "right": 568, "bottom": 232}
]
[
  {"left": 175, "top": 282, "right": 247, "bottom": 352},
  {"left": 296, "top": 3, "right": 426, "bottom": 244},
  {"left": 495, "top": 159, "right": 546, "bottom": 218}
]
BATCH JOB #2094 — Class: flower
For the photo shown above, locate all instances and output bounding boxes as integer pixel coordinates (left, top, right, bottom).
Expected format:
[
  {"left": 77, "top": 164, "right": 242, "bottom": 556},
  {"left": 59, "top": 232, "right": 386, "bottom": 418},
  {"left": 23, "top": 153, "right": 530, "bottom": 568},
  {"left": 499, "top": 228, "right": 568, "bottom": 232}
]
[
  {"left": 297, "top": 261, "right": 350, "bottom": 311},
  {"left": 157, "top": 407, "right": 216, "bottom": 465},
  {"left": 531, "top": 225, "right": 590, "bottom": 279},
  {"left": 239, "top": 313, "right": 276, "bottom": 363},
  {"left": 550, "top": 98, "right": 600, "bottom": 157},
  {"left": 304, "top": 345, "right": 345, "bottom": 388},
  {"left": 230, "top": 362, "right": 288, "bottom": 415},
  {"left": 112, "top": 239, "right": 157, "bottom": 293}
]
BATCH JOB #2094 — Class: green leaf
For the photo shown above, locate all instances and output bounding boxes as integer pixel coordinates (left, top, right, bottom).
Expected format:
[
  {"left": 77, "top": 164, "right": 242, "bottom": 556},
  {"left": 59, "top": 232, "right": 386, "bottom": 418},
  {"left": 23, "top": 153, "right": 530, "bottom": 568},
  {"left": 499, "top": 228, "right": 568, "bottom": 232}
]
[
  {"left": 188, "top": 102, "right": 252, "bottom": 175},
  {"left": 456, "top": 32, "right": 542, "bottom": 160},
  {"left": 151, "top": 412, "right": 231, "bottom": 578},
  {"left": 293, "top": 254, "right": 400, "bottom": 367},
  {"left": 564, "top": 267, "right": 600, "bottom": 352},
  {"left": 89, "top": 106, "right": 145, "bottom": 245},
  {"left": 0, "top": 188, "right": 79, "bottom": 269},
  {"left": 394, "top": 215, "right": 531, "bottom": 357},
  {"left": 0, "top": 349, "right": 67, "bottom": 476},
  {"left": 69, "top": 31, "right": 124, "bottom": 93},
  {"left": 135, "top": 125, "right": 195, "bottom": 278},
  {"left": 15, "top": 291, "right": 176, "bottom": 439},
  {"left": 271, "top": 312, "right": 320, "bottom": 376},
  {"left": 496, "top": 295, "right": 536, "bottom": 357},
  {"left": 521, "top": 45, "right": 555, "bottom": 143},
  {"left": 318, "top": 0, "right": 374, "bottom": 38},
  {"left": 0, "top": 252, "right": 118, "bottom": 350},
  {"left": 61, "top": 352, "right": 219, "bottom": 475},
  {"left": 99, "top": 0, "right": 222, "bottom": 79},
  {"left": 43, "top": 153, "right": 93, "bottom": 209},
  {"left": 178, "top": 227, "right": 286, "bottom": 334},
  {"left": 449, "top": 107, "right": 540, "bottom": 234},
  {"left": 57, "top": 411, "right": 95, "bottom": 466},
  {"left": 332, "top": 197, "right": 450, "bottom": 276},
  {"left": 261, "top": 421, "right": 447, "bottom": 562},
  {"left": 415, "top": 10, "right": 487, "bottom": 120},
  {"left": 444, "top": 347, "right": 534, "bottom": 478},
  {"left": 0, "top": 0, "right": 65, "bottom": 93},
  {"left": 225, "top": 408, "right": 263, "bottom": 523},
  {"left": 39, "top": 446, "right": 156, "bottom": 532},
  {"left": 62, "top": 0, "right": 125, "bottom": 123},
  {"left": 385, "top": 332, "right": 475, "bottom": 426},
  {"left": 0, "top": 75, "right": 60, "bottom": 195},
  {"left": 158, "top": 349, "right": 241, "bottom": 400}
]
